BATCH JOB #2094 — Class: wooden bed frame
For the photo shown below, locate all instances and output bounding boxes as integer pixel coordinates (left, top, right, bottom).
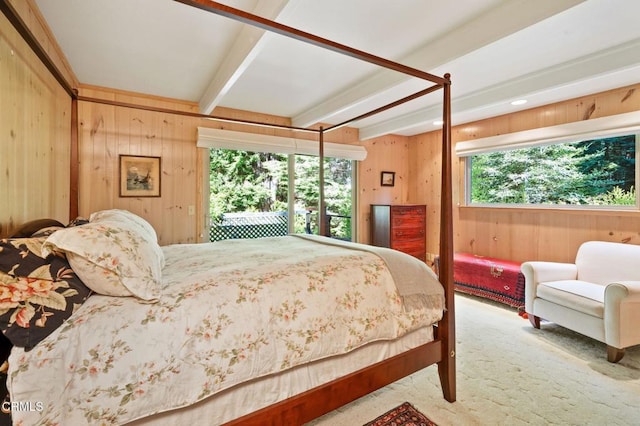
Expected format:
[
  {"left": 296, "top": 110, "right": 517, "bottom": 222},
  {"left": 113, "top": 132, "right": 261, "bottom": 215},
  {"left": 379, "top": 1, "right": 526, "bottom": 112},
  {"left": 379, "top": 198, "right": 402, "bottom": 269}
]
[{"left": 1, "top": 1, "right": 456, "bottom": 424}]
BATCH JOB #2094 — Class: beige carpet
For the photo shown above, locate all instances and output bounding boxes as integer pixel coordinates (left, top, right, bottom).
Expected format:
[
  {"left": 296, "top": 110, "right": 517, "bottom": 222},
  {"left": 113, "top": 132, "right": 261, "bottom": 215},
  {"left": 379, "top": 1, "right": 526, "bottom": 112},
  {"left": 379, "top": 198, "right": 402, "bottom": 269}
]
[{"left": 307, "top": 294, "right": 640, "bottom": 426}]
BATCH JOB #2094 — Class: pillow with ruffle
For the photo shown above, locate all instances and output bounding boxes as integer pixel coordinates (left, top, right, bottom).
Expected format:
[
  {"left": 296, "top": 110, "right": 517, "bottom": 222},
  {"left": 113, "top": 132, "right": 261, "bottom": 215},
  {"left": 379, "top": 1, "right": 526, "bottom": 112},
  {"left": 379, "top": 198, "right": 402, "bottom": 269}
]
[
  {"left": 89, "top": 209, "right": 159, "bottom": 243},
  {"left": 89, "top": 209, "right": 164, "bottom": 268},
  {"left": 42, "top": 221, "right": 162, "bottom": 301},
  {"left": 0, "top": 237, "right": 92, "bottom": 350}
]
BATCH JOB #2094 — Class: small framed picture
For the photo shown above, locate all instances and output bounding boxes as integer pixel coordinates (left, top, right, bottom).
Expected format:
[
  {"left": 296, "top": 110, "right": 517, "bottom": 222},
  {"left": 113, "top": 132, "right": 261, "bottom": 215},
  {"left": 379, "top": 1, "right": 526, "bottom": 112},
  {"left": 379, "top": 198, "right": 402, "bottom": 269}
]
[
  {"left": 380, "top": 171, "right": 395, "bottom": 187},
  {"left": 119, "top": 155, "right": 161, "bottom": 197}
]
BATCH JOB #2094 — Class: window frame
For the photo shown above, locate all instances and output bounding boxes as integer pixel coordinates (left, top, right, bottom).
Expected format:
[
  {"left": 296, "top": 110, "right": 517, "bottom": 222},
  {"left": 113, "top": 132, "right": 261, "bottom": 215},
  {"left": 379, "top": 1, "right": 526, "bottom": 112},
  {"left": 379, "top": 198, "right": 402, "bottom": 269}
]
[
  {"left": 208, "top": 148, "right": 358, "bottom": 240},
  {"left": 456, "top": 112, "right": 640, "bottom": 210},
  {"left": 463, "top": 134, "right": 639, "bottom": 209}
]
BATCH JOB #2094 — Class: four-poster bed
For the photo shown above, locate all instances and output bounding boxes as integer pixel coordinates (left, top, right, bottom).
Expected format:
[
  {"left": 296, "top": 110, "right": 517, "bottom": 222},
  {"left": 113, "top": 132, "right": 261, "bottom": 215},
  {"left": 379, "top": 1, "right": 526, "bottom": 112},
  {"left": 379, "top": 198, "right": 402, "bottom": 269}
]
[{"left": 1, "top": 0, "right": 455, "bottom": 424}]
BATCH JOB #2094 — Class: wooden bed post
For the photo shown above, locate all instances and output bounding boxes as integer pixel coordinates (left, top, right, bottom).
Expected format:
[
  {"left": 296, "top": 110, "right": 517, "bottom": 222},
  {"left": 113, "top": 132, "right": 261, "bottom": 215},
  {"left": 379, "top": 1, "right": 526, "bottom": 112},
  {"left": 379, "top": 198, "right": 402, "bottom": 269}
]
[
  {"left": 318, "top": 127, "right": 327, "bottom": 237},
  {"left": 70, "top": 92, "right": 79, "bottom": 221},
  {"left": 438, "top": 73, "right": 456, "bottom": 402}
]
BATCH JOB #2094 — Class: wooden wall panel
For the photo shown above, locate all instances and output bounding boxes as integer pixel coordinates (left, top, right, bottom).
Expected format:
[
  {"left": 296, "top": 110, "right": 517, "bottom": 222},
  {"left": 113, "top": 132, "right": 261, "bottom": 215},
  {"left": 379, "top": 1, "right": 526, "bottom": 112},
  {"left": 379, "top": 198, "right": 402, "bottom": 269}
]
[
  {"left": 357, "top": 135, "right": 410, "bottom": 244},
  {"left": 410, "top": 83, "right": 640, "bottom": 264},
  {"left": 7, "top": 0, "right": 78, "bottom": 88},
  {"left": 0, "top": 10, "right": 70, "bottom": 237},
  {"left": 77, "top": 86, "right": 202, "bottom": 245},
  {"left": 407, "top": 130, "right": 445, "bottom": 263}
]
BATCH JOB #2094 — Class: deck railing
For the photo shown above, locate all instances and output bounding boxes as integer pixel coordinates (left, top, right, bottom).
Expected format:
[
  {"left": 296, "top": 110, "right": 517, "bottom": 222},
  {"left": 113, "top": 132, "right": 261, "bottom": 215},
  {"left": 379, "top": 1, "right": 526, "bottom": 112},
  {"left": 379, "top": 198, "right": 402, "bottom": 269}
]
[{"left": 209, "top": 211, "right": 351, "bottom": 242}]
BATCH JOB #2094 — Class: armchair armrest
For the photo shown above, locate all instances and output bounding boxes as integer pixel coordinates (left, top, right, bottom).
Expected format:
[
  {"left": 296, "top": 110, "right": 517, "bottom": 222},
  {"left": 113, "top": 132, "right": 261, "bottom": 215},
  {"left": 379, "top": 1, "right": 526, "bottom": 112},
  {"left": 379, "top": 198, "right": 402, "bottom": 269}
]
[
  {"left": 606, "top": 280, "right": 640, "bottom": 302},
  {"left": 521, "top": 261, "right": 578, "bottom": 283},
  {"left": 604, "top": 281, "right": 640, "bottom": 348},
  {"left": 521, "top": 261, "right": 578, "bottom": 313}
]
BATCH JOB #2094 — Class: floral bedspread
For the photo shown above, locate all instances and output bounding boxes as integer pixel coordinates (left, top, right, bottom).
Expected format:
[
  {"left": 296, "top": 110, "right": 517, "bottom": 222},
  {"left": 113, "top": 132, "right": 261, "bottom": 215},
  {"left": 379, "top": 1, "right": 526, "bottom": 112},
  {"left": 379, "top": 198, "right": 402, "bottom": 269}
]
[{"left": 8, "top": 236, "right": 443, "bottom": 425}]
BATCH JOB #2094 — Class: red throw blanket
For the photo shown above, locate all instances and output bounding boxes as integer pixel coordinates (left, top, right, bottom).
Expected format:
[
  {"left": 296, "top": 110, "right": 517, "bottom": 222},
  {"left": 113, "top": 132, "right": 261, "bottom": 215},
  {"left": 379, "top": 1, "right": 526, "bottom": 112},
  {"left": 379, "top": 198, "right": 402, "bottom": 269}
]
[{"left": 452, "top": 253, "right": 525, "bottom": 308}]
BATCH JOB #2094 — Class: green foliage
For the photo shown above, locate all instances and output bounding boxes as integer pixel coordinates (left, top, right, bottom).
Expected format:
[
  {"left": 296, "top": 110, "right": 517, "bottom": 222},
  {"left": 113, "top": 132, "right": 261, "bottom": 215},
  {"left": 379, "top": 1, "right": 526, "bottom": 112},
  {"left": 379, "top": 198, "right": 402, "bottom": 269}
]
[
  {"left": 589, "top": 186, "right": 636, "bottom": 206},
  {"left": 471, "top": 135, "right": 636, "bottom": 206},
  {"left": 209, "top": 150, "right": 287, "bottom": 220},
  {"left": 209, "top": 149, "right": 352, "bottom": 239},
  {"left": 293, "top": 156, "right": 353, "bottom": 239}
]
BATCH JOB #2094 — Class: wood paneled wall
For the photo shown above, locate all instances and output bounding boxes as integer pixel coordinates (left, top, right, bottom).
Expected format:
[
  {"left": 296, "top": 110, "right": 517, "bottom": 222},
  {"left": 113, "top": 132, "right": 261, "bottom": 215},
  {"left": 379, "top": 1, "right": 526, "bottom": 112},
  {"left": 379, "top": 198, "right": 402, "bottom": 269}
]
[
  {"left": 357, "top": 134, "right": 410, "bottom": 243},
  {"left": 409, "top": 83, "right": 640, "bottom": 264},
  {"left": 0, "top": 7, "right": 71, "bottom": 237},
  {"left": 76, "top": 86, "right": 204, "bottom": 245},
  {"left": 76, "top": 86, "right": 369, "bottom": 245}
]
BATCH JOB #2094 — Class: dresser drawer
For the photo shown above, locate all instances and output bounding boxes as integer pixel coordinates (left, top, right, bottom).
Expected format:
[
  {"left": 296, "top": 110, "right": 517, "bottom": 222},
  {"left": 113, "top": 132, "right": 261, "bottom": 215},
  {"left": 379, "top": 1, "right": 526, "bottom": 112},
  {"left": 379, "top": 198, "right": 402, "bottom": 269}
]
[
  {"left": 391, "top": 206, "right": 425, "bottom": 217},
  {"left": 391, "top": 238, "right": 426, "bottom": 253},
  {"left": 391, "top": 206, "right": 426, "bottom": 228},
  {"left": 391, "top": 239, "right": 426, "bottom": 261},
  {"left": 392, "top": 226, "right": 425, "bottom": 240},
  {"left": 392, "top": 215, "right": 425, "bottom": 228}
]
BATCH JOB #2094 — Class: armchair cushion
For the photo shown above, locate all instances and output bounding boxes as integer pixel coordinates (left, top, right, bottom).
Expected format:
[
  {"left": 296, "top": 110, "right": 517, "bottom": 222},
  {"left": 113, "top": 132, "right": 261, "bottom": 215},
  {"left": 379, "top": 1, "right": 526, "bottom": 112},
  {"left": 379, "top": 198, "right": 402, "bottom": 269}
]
[{"left": 537, "top": 280, "right": 605, "bottom": 318}]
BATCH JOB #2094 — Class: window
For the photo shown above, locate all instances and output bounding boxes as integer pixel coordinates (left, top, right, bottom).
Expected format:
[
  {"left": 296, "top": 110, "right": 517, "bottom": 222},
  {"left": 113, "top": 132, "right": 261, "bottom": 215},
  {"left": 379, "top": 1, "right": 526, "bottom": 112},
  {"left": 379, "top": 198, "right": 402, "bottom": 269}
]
[
  {"left": 293, "top": 154, "right": 354, "bottom": 240},
  {"left": 456, "top": 113, "right": 640, "bottom": 208},
  {"left": 467, "top": 134, "right": 637, "bottom": 207},
  {"left": 197, "top": 127, "right": 365, "bottom": 241},
  {"left": 208, "top": 149, "right": 354, "bottom": 241}
]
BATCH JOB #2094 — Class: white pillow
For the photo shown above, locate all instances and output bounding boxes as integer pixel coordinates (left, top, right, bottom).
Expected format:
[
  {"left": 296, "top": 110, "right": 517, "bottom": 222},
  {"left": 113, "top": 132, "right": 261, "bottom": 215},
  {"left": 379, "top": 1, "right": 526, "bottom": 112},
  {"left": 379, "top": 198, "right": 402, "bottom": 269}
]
[
  {"left": 42, "top": 221, "right": 162, "bottom": 301},
  {"left": 89, "top": 209, "right": 159, "bottom": 243},
  {"left": 90, "top": 209, "right": 164, "bottom": 267}
]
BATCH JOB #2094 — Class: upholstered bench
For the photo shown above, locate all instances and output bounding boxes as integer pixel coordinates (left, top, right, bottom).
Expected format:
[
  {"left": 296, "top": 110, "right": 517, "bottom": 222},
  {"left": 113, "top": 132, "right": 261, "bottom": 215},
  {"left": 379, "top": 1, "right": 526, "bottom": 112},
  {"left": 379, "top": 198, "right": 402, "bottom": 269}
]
[{"left": 437, "top": 253, "right": 525, "bottom": 308}]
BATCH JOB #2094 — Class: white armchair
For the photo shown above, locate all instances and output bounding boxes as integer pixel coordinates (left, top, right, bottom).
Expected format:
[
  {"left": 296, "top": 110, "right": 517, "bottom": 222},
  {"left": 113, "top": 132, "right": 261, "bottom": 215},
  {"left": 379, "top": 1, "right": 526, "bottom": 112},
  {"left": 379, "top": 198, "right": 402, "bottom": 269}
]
[{"left": 522, "top": 241, "right": 640, "bottom": 363}]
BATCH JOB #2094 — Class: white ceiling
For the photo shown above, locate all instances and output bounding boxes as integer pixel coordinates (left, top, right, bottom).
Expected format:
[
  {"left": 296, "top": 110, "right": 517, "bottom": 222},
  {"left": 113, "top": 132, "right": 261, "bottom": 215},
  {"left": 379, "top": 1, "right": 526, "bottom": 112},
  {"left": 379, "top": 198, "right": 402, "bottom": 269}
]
[{"left": 34, "top": 0, "right": 640, "bottom": 139}]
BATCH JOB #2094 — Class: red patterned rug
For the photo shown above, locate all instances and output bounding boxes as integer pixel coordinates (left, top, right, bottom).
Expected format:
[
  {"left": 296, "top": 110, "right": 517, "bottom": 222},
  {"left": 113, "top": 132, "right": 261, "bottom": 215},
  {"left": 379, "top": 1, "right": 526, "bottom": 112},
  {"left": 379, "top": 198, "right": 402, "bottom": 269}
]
[{"left": 363, "top": 402, "right": 437, "bottom": 426}]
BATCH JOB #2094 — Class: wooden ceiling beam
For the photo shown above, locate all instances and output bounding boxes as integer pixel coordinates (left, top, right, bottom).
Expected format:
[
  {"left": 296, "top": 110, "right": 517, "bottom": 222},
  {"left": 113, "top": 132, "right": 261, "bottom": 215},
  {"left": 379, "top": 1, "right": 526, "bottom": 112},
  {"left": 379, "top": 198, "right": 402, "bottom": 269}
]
[
  {"left": 174, "top": 0, "right": 447, "bottom": 86},
  {"left": 198, "top": 0, "right": 291, "bottom": 115}
]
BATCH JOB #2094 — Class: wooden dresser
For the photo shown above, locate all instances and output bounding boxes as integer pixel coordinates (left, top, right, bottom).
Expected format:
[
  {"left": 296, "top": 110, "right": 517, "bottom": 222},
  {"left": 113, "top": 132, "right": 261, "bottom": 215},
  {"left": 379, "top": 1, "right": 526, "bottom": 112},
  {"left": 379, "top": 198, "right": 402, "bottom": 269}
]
[{"left": 370, "top": 204, "right": 426, "bottom": 262}]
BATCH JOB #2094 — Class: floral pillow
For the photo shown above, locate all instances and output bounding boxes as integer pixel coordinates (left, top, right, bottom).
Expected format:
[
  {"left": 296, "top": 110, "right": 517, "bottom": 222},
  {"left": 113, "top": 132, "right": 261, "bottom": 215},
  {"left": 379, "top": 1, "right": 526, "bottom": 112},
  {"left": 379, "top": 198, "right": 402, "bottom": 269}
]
[
  {"left": 0, "top": 237, "right": 92, "bottom": 350},
  {"left": 89, "top": 209, "right": 164, "bottom": 267},
  {"left": 89, "top": 209, "right": 159, "bottom": 243},
  {"left": 42, "top": 221, "right": 162, "bottom": 301}
]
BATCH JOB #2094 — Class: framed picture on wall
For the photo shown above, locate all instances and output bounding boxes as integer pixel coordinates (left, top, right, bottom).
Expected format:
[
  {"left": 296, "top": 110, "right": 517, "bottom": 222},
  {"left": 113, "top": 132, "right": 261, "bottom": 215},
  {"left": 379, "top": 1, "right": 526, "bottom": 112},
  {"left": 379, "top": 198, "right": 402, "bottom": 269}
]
[
  {"left": 380, "top": 171, "right": 395, "bottom": 187},
  {"left": 119, "top": 155, "right": 161, "bottom": 197}
]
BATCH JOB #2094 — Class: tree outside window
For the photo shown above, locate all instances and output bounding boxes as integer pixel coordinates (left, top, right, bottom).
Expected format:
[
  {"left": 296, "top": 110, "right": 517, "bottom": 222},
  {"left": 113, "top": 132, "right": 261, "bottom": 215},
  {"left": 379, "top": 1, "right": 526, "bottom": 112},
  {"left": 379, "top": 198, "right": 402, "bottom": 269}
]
[
  {"left": 469, "top": 134, "right": 637, "bottom": 206},
  {"left": 209, "top": 149, "right": 353, "bottom": 240}
]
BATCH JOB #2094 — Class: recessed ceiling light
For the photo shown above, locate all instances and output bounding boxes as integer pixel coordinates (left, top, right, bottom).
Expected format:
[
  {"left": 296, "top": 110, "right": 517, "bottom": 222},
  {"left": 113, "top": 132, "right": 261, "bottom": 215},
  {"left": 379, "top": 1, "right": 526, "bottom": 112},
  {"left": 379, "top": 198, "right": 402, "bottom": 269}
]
[
  {"left": 511, "top": 99, "right": 527, "bottom": 106},
  {"left": 433, "top": 120, "right": 444, "bottom": 126}
]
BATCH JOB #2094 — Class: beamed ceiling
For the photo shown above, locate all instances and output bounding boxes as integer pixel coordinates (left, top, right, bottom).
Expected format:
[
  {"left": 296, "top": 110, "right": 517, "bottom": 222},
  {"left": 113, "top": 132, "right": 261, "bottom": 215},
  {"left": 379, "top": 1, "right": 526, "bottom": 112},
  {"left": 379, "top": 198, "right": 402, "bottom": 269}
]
[{"left": 34, "top": 0, "right": 640, "bottom": 139}]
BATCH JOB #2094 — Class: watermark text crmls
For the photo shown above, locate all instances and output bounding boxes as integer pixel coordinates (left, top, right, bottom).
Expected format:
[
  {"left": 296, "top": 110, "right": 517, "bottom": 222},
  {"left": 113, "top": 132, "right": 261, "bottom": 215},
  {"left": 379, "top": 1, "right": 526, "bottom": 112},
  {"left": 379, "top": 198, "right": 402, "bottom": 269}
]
[{"left": 1, "top": 400, "right": 44, "bottom": 413}]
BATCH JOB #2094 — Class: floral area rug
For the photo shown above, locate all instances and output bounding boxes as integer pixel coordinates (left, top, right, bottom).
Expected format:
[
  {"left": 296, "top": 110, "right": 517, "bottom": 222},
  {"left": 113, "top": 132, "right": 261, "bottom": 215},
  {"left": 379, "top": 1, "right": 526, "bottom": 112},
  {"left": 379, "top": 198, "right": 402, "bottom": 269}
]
[{"left": 363, "top": 402, "right": 437, "bottom": 426}]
